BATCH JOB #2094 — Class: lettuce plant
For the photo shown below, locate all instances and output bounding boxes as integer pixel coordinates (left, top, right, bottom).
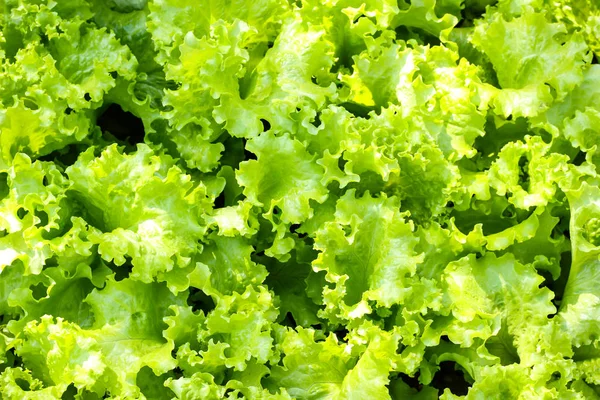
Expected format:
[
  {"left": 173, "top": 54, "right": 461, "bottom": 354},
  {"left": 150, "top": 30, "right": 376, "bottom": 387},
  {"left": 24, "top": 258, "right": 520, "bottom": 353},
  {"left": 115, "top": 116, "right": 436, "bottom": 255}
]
[{"left": 1, "top": 0, "right": 600, "bottom": 398}]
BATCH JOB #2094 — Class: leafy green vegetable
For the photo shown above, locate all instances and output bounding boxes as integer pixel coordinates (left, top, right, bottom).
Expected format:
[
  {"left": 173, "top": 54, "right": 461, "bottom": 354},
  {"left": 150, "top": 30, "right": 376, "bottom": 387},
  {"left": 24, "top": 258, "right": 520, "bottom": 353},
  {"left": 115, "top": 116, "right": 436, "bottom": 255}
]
[{"left": 1, "top": 0, "right": 599, "bottom": 398}]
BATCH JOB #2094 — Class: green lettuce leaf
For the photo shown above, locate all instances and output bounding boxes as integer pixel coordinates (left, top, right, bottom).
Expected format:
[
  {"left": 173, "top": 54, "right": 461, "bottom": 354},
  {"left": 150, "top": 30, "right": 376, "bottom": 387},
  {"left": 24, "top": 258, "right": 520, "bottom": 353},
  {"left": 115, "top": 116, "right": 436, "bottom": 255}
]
[{"left": 66, "top": 144, "right": 210, "bottom": 285}]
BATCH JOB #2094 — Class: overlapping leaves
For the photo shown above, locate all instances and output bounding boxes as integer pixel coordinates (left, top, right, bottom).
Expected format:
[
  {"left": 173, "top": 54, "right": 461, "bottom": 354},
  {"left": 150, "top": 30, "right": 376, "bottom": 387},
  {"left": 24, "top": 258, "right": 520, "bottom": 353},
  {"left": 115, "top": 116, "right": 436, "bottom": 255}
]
[{"left": 0, "top": 0, "right": 599, "bottom": 399}]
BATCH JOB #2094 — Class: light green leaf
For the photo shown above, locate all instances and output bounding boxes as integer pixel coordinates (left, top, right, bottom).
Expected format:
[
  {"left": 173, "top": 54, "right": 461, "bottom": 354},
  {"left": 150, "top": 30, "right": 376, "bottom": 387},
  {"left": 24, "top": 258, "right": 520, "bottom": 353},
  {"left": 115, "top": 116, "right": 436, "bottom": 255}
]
[{"left": 237, "top": 132, "right": 328, "bottom": 225}]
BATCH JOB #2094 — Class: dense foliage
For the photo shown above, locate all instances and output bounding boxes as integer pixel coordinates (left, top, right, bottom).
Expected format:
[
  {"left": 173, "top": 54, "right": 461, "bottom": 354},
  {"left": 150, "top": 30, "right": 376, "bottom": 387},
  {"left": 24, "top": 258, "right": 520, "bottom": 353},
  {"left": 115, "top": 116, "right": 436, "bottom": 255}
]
[{"left": 1, "top": 0, "right": 600, "bottom": 398}]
